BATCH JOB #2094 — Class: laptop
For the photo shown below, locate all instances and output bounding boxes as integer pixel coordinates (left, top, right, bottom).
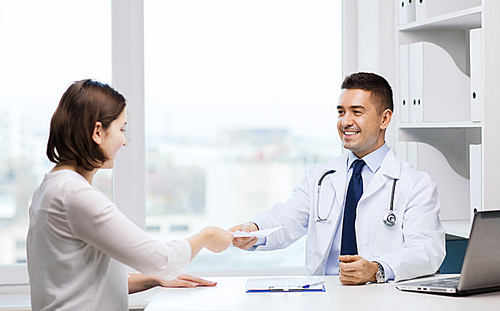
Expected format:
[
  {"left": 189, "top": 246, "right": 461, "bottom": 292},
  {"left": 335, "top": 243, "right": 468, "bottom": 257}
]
[{"left": 395, "top": 210, "right": 500, "bottom": 296}]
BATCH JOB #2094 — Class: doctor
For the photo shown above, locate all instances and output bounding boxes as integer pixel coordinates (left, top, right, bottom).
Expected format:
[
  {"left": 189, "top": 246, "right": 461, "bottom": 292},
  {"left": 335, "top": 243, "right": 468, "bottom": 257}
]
[{"left": 231, "top": 72, "right": 445, "bottom": 285}]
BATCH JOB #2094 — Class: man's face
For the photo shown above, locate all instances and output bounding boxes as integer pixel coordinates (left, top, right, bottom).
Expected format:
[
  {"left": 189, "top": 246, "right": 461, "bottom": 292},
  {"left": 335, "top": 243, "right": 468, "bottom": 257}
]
[{"left": 336, "top": 89, "right": 391, "bottom": 158}]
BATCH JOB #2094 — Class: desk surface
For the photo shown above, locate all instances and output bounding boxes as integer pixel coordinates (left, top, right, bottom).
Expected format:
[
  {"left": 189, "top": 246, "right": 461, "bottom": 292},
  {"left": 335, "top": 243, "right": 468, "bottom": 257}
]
[{"left": 145, "top": 275, "right": 500, "bottom": 311}]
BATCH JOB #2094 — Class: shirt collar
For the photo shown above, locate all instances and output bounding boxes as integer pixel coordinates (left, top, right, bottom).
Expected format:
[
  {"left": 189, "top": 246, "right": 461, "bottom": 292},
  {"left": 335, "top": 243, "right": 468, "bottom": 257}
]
[{"left": 347, "top": 143, "right": 390, "bottom": 174}]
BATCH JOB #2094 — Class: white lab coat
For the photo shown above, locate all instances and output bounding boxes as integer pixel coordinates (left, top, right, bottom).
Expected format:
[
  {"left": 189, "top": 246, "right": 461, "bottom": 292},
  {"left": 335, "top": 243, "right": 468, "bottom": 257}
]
[{"left": 251, "top": 148, "right": 446, "bottom": 282}]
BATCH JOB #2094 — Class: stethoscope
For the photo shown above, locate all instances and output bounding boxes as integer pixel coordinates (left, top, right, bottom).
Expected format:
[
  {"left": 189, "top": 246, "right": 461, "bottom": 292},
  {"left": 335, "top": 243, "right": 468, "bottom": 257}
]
[{"left": 315, "top": 170, "right": 398, "bottom": 227}]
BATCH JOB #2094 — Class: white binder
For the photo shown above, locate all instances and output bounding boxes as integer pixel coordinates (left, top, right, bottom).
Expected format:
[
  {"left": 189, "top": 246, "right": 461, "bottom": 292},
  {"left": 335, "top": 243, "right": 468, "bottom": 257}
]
[
  {"left": 406, "top": 0, "right": 416, "bottom": 23},
  {"left": 399, "top": 0, "right": 407, "bottom": 24},
  {"left": 408, "top": 41, "right": 470, "bottom": 123},
  {"left": 408, "top": 42, "right": 423, "bottom": 122},
  {"left": 415, "top": 0, "right": 427, "bottom": 21},
  {"left": 407, "top": 142, "right": 418, "bottom": 169},
  {"left": 399, "top": 0, "right": 415, "bottom": 24},
  {"left": 470, "top": 28, "right": 482, "bottom": 122},
  {"left": 399, "top": 44, "right": 409, "bottom": 123},
  {"left": 469, "top": 144, "right": 482, "bottom": 229}
]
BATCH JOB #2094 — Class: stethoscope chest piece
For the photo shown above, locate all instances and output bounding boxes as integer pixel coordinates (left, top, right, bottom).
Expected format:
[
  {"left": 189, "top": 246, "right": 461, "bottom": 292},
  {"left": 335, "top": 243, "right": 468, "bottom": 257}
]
[
  {"left": 383, "top": 178, "right": 399, "bottom": 227},
  {"left": 383, "top": 212, "right": 397, "bottom": 227}
]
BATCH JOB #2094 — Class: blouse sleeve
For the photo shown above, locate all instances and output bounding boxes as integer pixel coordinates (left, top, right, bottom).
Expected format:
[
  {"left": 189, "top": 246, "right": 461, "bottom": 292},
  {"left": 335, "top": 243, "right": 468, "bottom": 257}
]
[{"left": 65, "top": 184, "right": 191, "bottom": 280}]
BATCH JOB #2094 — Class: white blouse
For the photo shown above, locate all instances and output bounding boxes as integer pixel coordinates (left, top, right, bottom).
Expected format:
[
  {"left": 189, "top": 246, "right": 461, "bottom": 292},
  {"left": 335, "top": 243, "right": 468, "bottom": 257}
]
[{"left": 27, "top": 170, "right": 191, "bottom": 311}]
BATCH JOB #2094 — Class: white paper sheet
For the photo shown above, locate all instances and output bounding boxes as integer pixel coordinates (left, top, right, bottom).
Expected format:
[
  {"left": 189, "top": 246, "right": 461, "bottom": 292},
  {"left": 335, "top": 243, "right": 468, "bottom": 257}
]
[{"left": 232, "top": 226, "right": 284, "bottom": 238}]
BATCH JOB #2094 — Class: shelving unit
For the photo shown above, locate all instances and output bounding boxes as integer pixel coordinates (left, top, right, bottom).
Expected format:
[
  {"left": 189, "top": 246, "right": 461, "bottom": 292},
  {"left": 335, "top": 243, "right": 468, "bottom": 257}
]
[
  {"left": 343, "top": 0, "right": 500, "bottom": 239},
  {"left": 398, "top": 6, "right": 481, "bottom": 31},
  {"left": 395, "top": 1, "right": 487, "bottom": 238}
]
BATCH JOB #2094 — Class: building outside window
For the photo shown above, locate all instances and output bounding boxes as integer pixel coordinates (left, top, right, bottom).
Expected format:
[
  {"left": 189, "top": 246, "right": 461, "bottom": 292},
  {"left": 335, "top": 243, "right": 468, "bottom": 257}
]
[
  {"left": 0, "top": 0, "right": 341, "bottom": 276},
  {"left": 144, "top": 0, "right": 342, "bottom": 273}
]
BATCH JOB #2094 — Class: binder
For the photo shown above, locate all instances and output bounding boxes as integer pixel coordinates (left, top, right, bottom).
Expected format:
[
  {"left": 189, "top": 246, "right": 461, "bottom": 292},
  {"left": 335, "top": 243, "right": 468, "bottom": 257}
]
[
  {"left": 398, "top": 0, "right": 407, "bottom": 24},
  {"left": 469, "top": 144, "right": 482, "bottom": 229},
  {"left": 406, "top": 0, "right": 416, "bottom": 23},
  {"left": 396, "top": 142, "right": 408, "bottom": 162},
  {"left": 407, "top": 142, "right": 418, "bottom": 169},
  {"left": 399, "top": 44, "right": 409, "bottom": 123},
  {"left": 408, "top": 42, "right": 422, "bottom": 122},
  {"left": 408, "top": 41, "right": 470, "bottom": 123},
  {"left": 470, "top": 28, "right": 482, "bottom": 122},
  {"left": 415, "top": 0, "right": 427, "bottom": 21}
]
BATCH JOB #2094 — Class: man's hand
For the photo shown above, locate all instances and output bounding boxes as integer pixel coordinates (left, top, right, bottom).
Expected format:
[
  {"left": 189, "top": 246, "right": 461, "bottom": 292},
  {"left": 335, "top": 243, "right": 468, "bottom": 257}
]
[
  {"left": 338, "top": 255, "right": 378, "bottom": 285},
  {"left": 229, "top": 223, "right": 259, "bottom": 249}
]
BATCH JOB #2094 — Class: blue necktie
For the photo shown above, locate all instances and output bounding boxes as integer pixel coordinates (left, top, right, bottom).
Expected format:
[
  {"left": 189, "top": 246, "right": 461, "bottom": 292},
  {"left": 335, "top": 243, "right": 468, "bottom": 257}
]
[{"left": 341, "top": 159, "right": 365, "bottom": 255}]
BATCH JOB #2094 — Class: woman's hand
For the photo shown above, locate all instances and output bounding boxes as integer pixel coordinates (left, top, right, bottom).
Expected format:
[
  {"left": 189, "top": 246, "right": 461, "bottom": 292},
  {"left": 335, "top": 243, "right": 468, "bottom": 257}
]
[
  {"left": 128, "top": 273, "right": 217, "bottom": 294},
  {"left": 157, "top": 273, "right": 217, "bottom": 288}
]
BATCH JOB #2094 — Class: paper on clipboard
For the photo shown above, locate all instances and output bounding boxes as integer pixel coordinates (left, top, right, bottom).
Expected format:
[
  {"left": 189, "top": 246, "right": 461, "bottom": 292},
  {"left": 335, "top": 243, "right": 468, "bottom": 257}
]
[
  {"left": 232, "top": 226, "right": 284, "bottom": 238},
  {"left": 246, "top": 277, "right": 325, "bottom": 292}
]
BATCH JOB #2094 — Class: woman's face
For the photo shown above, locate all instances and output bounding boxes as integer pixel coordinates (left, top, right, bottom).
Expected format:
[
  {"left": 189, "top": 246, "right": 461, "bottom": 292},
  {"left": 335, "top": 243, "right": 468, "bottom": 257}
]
[{"left": 98, "top": 109, "right": 127, "bottom": 169}]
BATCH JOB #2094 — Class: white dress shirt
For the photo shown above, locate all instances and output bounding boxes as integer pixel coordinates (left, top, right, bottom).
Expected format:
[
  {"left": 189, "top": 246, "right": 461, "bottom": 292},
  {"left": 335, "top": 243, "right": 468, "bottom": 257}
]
[
  {"left": 325, "top": 143, "right": 394, "bottom": 280},
  {"left": 27, "top": 170, "right": 191, "bottom": 311}
]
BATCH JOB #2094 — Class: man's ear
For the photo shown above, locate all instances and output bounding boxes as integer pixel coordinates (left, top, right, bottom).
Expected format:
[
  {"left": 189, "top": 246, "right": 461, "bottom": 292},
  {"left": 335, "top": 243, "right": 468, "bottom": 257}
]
[
  {"left": 380, "top": 109, "right": 392, "bottom": 130},
  {"left": 93, "top": 122, "right": 103, "bottom": 145}
]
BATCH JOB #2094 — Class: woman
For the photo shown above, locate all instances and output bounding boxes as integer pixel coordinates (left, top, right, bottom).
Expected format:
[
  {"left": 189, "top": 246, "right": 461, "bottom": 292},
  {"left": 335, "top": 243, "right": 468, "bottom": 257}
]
[{"left": 27, "top": 80, "right": 233, "bottom": 310}]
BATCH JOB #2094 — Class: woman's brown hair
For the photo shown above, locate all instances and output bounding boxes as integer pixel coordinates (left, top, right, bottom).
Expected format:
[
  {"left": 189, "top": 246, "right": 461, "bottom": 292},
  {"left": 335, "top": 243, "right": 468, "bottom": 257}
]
[{"left": 46, "top": 79, "right": 126, "bottom": 170}]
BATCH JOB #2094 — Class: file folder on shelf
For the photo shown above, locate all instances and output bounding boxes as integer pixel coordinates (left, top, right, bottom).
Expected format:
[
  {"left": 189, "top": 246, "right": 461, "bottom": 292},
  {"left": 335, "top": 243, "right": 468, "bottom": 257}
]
[
  {"left": 470, "top": 28, "right": 482, "bottom": 122},
  {"left": 399, "top": 0, "right": 415, "bottom": 24},
  {"left": 408, "top": 41, "right": 470, "bottom": 123},
  {"left": 470, "top": 144, "right": 482, "bottom": 229},
  {"left": 408, "top": 42, "right": 423, "bottom": 122},
  {"left": 399, "top": 44, "right": 409, "bottom": 123}
]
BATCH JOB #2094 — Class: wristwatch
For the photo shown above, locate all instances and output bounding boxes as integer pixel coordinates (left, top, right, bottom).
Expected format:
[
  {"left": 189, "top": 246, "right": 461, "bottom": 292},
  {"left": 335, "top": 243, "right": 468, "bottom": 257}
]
[{"left": 374, "top": 261, "right": 385, "bottom": 283}]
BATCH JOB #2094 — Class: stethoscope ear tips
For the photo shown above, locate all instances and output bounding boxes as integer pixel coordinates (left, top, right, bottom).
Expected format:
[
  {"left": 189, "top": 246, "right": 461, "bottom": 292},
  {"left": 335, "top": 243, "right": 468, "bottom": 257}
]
[{"left": 383, "top": 212, "right": 397, "bottom": 227}]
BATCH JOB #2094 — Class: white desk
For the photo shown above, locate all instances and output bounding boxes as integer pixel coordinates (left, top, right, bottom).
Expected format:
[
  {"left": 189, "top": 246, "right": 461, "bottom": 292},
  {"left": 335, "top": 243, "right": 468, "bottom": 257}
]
[{"left": 145, "top": 275, "right": 500, "bottom": 311}]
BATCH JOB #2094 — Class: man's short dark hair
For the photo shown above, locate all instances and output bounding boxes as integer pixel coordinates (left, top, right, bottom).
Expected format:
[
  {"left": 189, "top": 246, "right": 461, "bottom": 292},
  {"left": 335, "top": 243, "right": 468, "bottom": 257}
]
[
  {"left": 341, "top": 72, "right": 394, "bottom": 114},
  {"left": 46, "top": 79, "right": 126, "bottom": 170}
]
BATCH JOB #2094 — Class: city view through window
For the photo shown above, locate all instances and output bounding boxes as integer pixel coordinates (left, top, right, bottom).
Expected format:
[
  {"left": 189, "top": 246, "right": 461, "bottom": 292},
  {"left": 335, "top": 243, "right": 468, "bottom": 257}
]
[
  {"left": 0, "top": 1, "right": 341, "bottom": 274},
  {"left": 144, "top": 0, "right": 342, "bottom": 272}
]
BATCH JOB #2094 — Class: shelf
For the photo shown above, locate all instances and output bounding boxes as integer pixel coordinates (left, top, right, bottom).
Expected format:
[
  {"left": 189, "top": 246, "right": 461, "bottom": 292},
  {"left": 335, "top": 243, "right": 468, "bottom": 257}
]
[
  {"left": 399, "top": 121, "right": 482, "bottom": 129},
  {"left": 442, "top": 220, "right": 470, "bottom": 239},
  {"left": 399, "top": 6, "right": 482, "bottom": 31}
]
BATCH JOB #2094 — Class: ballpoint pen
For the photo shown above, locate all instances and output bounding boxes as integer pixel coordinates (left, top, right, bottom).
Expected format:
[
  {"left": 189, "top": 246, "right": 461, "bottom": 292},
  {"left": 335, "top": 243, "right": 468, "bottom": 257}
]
[{"left": 303, "top": 280, "right": 325, "bottom": 288}]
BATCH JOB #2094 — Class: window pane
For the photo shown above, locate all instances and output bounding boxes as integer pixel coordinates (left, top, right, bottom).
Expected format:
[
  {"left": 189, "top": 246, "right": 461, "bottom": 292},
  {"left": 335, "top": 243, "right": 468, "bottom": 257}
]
[
  {"left": 145, "top": 0, "right": 342, "bottom": 273},
  {"left": 0, "top": 0, "right": 111, "bottom": 264}
]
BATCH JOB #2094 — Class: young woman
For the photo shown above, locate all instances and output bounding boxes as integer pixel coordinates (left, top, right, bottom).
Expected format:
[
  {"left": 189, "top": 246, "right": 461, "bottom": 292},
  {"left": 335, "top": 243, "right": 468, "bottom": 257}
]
[{"left": 27, "top": 80, "right": 233, "bottom": 311}]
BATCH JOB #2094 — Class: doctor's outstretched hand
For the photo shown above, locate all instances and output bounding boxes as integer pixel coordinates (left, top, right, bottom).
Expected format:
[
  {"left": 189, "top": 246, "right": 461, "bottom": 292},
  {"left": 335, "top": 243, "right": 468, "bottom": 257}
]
[
  {"left": 229, "top": 223, "right": 259, "bottom": 250},
  {"left": 338, "top": 255, "right": 379, "bottom": 285}
]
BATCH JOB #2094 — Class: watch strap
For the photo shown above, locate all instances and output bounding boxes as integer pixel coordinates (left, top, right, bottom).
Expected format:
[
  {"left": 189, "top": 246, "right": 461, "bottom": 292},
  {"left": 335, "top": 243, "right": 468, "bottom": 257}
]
[{"left": 374, "top": 261, "right": 385, "bottom": 283}]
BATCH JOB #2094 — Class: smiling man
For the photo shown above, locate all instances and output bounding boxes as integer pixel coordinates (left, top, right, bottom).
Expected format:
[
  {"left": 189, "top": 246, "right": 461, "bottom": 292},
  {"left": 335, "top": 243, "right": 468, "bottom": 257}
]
[{"left": 231, "top": 72, "right": 446, "bottom": 285}]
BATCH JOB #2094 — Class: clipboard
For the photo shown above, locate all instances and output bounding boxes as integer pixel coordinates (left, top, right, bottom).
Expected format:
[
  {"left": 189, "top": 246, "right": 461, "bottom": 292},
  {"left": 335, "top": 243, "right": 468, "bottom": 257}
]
[{"left": 245, "top": 277, "right": 326, "bottom": 293}]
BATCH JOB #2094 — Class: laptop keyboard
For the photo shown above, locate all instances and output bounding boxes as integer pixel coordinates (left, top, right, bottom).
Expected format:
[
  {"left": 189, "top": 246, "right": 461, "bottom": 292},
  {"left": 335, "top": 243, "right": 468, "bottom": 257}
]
[{"left": 418, "top": 277, "right": 460, "bottom": 288}]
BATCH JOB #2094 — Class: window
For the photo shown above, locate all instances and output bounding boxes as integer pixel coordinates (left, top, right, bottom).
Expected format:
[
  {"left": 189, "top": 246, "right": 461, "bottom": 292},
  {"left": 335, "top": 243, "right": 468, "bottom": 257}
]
[
  {"left": 0, "top": 0, "right": 111, "bottom": 265},
  {"left": 144, "top": 0, "right": 342, "bottom": 273},
  {"left": 0, "top": 0, "right": 342, "bottom": 280}
]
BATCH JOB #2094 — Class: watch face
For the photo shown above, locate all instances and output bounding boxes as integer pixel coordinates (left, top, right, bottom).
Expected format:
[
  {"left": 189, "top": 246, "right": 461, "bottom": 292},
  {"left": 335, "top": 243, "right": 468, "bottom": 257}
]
[{"left": 376, "top": 263, "right": 385, "bottom": 283}]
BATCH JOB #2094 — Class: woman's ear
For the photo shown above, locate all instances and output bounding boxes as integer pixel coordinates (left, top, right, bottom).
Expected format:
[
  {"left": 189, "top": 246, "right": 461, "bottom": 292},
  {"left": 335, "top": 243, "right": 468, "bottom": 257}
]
[{"left": 93, "top": 122, "right": 103, "bottom": 145}]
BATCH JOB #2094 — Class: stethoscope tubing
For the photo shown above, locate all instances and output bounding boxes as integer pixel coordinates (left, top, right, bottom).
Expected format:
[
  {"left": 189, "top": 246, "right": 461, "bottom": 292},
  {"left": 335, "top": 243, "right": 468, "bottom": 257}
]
[{"left": 315, "top": 169, "right": 398, "bottom": 226}]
